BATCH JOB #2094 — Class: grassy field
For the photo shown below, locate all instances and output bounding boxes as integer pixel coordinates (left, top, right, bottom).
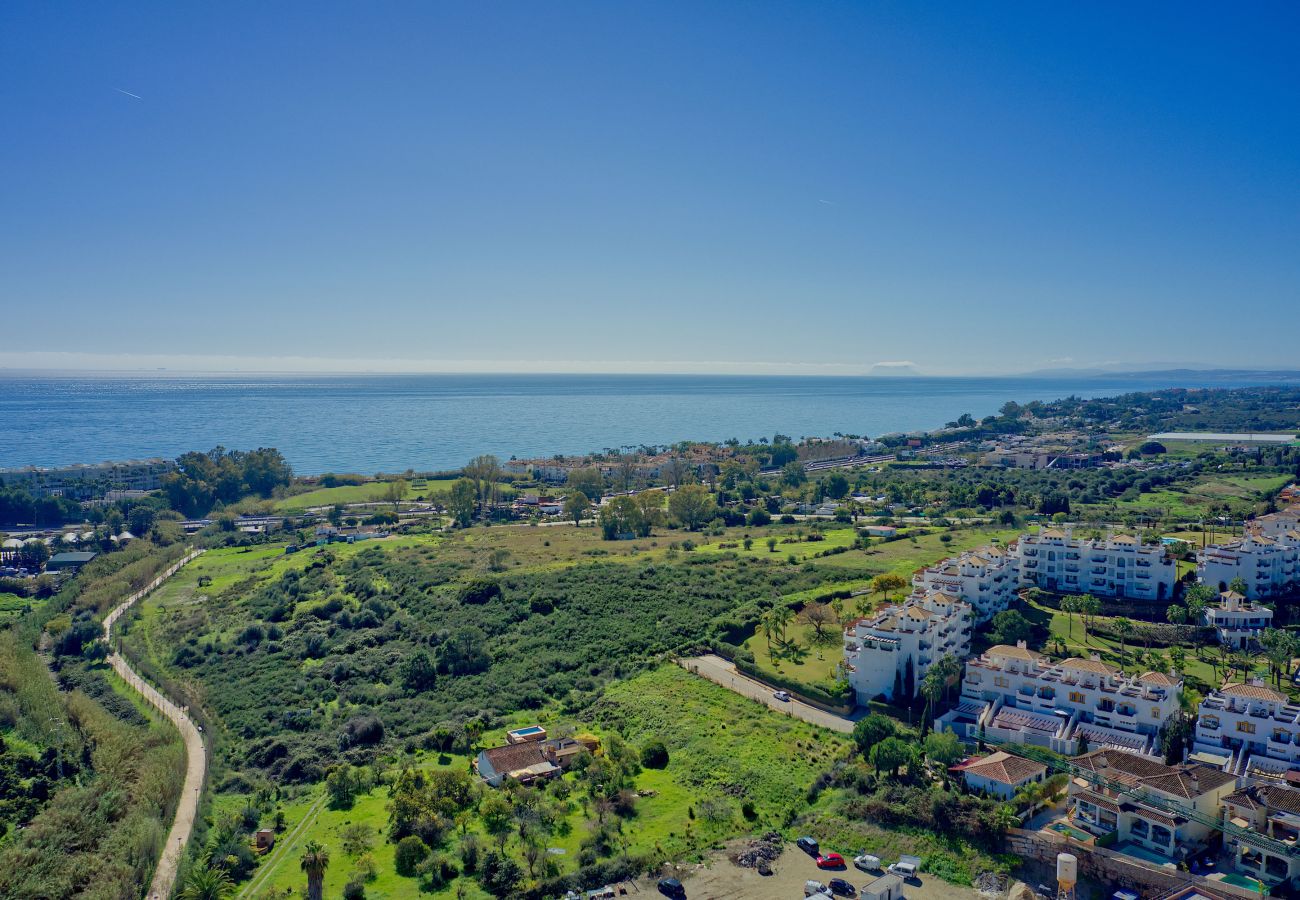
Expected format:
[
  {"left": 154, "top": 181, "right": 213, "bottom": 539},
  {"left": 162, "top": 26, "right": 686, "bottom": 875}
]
[
  {"left": 1082, "top": 472, "right": 1292, "bottom": 519},
  {"left": 273, "top": 478, "right": 515, "bottom": 512},
  {"left": 237, "top": 665, "right": 849, "bottom": 898}
]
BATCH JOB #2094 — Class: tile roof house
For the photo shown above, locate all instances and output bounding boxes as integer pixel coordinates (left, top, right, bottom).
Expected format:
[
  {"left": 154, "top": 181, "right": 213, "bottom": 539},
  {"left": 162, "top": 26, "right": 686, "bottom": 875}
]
[
  {"left": 955, "top": 751, "right": 1048, "bottom": 800},
  {"left": 1221, "top": 782, "right": 1300, "bottom": 886},
  {"left": 1067, "top": 749, "right": 1238, "bottom": 863},
  {"left": 475, "top": 743, "right": 560, "bottom": 787}
]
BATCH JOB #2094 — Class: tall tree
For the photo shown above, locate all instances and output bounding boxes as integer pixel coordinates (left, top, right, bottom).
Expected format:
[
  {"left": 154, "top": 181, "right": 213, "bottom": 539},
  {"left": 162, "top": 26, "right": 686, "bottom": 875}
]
[
  {"left": 563, "top": 491, "right": 590, "bottom": 526},
  {"left": 667, "top": 484, "right": 716, "bottom": 531},
  {"left": 300, "top": 842, "right": 330, "bottom": 900},
  {"left": 447, "top": 478, "right": 477, "bottom": 528}
]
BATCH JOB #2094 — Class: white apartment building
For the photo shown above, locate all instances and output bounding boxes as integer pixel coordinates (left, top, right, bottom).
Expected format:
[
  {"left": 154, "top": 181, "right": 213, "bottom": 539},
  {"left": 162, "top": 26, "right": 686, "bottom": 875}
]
[
  {"left": 1252, "top": 505, "right": 1300, "bottom": 540},
  {"left": 0, "top": 458, "right": 174, "bottom": 499},
  {"left": 937, "top": 643, "right": 1183, "bottom": 757},
  {"left": 1193, "top": 682, "right": 1300, "bottom": 781},
  {"left": 1199, "top": 532, "right": 1300, "bottom": 600},
  {"left": 843, "top": 591, "right": 973, "bottom": 703},
  {"left": 912, "top": 545, "right": 1017, "bottom": 622},
  {"left": 1011, "top": 526, "right": 1177, "bottom": 601},
  {"left": 1204, "top": 590, "right": 1275, "bottom": 648}
]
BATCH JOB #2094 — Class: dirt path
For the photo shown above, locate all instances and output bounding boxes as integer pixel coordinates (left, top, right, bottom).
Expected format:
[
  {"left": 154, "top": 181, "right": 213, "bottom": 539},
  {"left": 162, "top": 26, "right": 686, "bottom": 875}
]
[
  {"left": 101, "top": 549, "right": 206, "bottom": 900},
  {"left": 237, "top": 789, "right": 328, "bottom": 899},
  {"left": 678, "top": 654, "right": 857, "bottom": 733}
]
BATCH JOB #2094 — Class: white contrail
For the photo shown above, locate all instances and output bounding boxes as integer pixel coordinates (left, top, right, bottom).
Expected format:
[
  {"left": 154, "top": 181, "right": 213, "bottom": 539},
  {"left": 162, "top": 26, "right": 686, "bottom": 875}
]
[{"left": 114, "top": 88, "right": 142, "bottom": 100}]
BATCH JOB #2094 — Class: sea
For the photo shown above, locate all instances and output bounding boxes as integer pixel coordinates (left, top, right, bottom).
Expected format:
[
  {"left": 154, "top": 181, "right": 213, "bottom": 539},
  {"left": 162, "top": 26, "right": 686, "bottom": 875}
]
[{"left": 0, "top": 372, "right": 1287, "bottom": 475}]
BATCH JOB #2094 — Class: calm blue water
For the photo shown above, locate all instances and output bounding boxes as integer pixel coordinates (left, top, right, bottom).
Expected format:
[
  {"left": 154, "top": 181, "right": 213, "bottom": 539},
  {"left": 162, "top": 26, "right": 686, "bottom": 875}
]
[{"left": 0, "top": 372, "right": 1281, "bottom": 474}]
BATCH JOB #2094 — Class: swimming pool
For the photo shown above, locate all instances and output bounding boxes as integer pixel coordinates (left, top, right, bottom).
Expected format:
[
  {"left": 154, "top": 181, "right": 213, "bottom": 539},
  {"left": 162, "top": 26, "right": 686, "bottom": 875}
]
[
  {"left": 1049, "top": 823, "right": 1095, "bottom": 843},
  {"left": 512, "top": 726, "right": 545, "bottom": 736},
  {"left": 1114, "top": 842, "right": 1177, "bottom": 869},
  {"left": 1216, "top": 872, "right": 1265, "bottom": 891}
]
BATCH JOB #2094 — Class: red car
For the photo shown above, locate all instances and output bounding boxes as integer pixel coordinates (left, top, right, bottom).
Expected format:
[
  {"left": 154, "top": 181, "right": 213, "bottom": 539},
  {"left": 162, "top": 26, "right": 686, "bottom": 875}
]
[{"left": 816, "top": 853, "right": 846, "bottom": 869}]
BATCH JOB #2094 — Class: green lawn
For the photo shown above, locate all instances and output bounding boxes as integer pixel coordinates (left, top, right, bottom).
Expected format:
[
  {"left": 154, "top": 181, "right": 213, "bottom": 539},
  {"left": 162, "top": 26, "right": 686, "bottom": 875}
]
[
  {"left": 274, "top": 479, "right": 514, "bottom": 512},
  {"left": 1082, "top": 472, "right": 1292, "bottom": 520},
  {"left": 745, "top": 623, "right": 844, "bottom": 689}
]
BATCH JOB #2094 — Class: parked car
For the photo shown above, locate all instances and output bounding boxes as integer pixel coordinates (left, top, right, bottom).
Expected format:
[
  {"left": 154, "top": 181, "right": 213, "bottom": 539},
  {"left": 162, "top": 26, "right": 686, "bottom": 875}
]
[
  {"left": 804, "top": 880, "right": 831, "bottom": 897},
  {"left": 887, "top": 856, "right": 920, "bottom": 880},
  {"left": 773, "top": 690, "right": 792, "bottom": 701},
  {"left": 816, "top": 852, "right": 846, "bottom": 869},
  {"left": 828, "top": 877, "right": 856, "bottom": 896},
  {"left": 853, "top": 854, "right": 881, "bottom": 873},
  {"left": 796, "top": 836, "right": 820, "bottom": 856},
  {"left": 657, "top": 877, "right": 686, "bottom": 898}
]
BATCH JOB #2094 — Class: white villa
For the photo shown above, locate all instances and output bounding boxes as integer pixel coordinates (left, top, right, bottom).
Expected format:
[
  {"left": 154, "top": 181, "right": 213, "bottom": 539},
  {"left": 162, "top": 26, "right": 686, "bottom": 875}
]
[
  {"left": 1193, "top": 682, "right": 1300, "bottom": 781},
  {"left": 1204, "top": 590, "right": 1275, "bottom": 648},
  {"left": 1222, "top": 782, "right": 1300, "bottom": 887},
  {"left": 1067, "top": 749, "right": 1238, "bottom": 864},
  {"left": 1011, "top": 526, "right": 1176, "bottom": 601},
  {"left": 1199, "top": 532, "right": 1300, "bottom": 600},
  {"left": 936, "top": 643, "right": 1183, "bottom": 757},
  {"left": 912, "top": 545, "right": 1017, "bottom": 623},
  {"left": 843, "top": 591, "right": 972, "bottom": 702}
]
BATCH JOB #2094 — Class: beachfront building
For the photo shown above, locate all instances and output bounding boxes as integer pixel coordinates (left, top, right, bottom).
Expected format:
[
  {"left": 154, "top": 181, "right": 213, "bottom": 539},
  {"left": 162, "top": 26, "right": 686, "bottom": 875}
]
[
  {"left": 842, "top": 591, "right": 973, "bottom": 703},
  {"left": 912, "top": 545, "right": 1017, "bottom": 623},
  {"left": 936, "top": 643, "right": 1183, "bottom": 757},
  {"left": 1222, "top": 782, "right": 1300, "bottom": 887},
  {"left": 1198, "top": 532, "right": 1300, "bottom": 600},
  {"left": 1011, "top": 526, "right": 1177, "bottom": 601},
  {"left": 1067, "top": 748, "right": 1238, "bottom": 863},
  {"left": 1203, "top": 591, "right": 1275, "bottom": 648},
  {"left": 1192, "top": 682, "right": 1300, "bottom": 781},
  {"left": 0, "top": 458, "right": 174, "bottom": 500}
]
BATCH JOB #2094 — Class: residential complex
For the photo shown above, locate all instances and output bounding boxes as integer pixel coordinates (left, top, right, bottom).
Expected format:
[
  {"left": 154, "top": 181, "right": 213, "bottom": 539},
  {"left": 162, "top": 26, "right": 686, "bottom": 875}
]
[
  {"left": 1067, "top": 748, "right": 1238, "bottom": 864},
  {"left": 0, "top": 458, "right": 174, "bottom": 499},
  {"left": 1203, "top": 590, "right": 1274, "bottom": 648},
  {"left": 1011, "top": 526, "right": 1177, "bottom": 601},
  {"left": 842, "top": 591, "right": 972, "bottom": 702},
  {"left": 912, "top": 545, "right": 1016, "bottom": 622},
  {"left": 1192, "top": 682, "right": 1300, "bottom": 781},
  {"left": 1222, "top": 782, "right": 1300, "bottom": 886},
  {"left": 1198, "top": 532, "right": 1300, "bottom": 600},
  {"left": 937, "top": 643, "right": 1182, "bottom": 757}
]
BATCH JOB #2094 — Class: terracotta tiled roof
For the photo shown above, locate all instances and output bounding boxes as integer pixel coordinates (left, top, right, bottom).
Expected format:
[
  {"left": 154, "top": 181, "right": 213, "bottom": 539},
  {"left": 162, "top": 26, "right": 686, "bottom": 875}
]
[
  {"left": 1072, "top": 749, "right": 1234, "bottom": 800},
  {"left": 480, "top": 743, "right": 550, "bottom": 775},
  {"left": 1220, "top": 682, "right": 1287, "bottom": 703},
  {"left": 1137, "top": 671, "right": 1179, "bottom": 687},
  {"left": 1061, "top": 657, "right": 1119, "bottom": 676},
  {"left": 961, "top": 751, "right": 1047, "bottom": 786},
  {"left": 1074, "top": 789, "right": 1121, "bottom": 814},
  {"left": 1228, "top": 784, "right": 1300, "bottom": 817},
  {"left": 987, "top": 644, "right": 1045, "bottom": 662}
]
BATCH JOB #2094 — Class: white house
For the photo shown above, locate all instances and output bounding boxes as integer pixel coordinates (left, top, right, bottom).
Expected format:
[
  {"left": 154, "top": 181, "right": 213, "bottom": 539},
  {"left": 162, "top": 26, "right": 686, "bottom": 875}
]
[
  {"left": 955, "top": 750, "right": 1048, "bottom": 800},
  {"left": 1204, "top": 590, "right": 1275, "bottom": 648},
  {"left": 937, "top": 643, "right": 1183, "bottom": 757},
  {"left": 913, "top": 545, "right": 1017, "bottom": 623},
  {"left": 1192, "top": 682, "right": 1300, "bottom": 780},
  {"left": 1222, "top": 782, "right": 1300, "bottom": 887},
  {"left": 1067, "top": 749, "right": 1238, "bottom": 863},
  {"left": 843, "top": 591, "right": 973, "bottom": 703},
  {"left": 1011, "top": 526, "right": 1176, "bottom": 601},
  {"left": 1198, "top": 532, "right": 1299, "bottom": 600}
]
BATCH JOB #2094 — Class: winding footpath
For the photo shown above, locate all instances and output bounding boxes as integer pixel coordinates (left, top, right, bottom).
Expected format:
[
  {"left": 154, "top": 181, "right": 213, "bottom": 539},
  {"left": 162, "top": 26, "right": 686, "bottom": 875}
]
[{"left": 101, "top": 549, "right": 206, "bottom": 900}]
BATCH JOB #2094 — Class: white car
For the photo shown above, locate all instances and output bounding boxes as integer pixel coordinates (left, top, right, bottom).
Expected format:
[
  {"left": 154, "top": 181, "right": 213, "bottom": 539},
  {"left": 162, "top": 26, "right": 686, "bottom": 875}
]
[
  {"left": 853, "top": 854, "right": 881, "bottom": 872},
  {"left": 804, "top": 881, "right": 832, "bottom": 897},
  {"left": 773, "top": 690, "right": 792, "bottom": 702}
]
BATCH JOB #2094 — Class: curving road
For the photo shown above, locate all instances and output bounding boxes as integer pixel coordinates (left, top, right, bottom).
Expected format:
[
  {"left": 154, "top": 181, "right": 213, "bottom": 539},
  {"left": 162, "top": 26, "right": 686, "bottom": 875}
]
[
  {"left": 101, "top": 549, "right": 206, "bottom": 900},
  {"left": 678, "top": 654, "right": 857, "bottom": 733}
]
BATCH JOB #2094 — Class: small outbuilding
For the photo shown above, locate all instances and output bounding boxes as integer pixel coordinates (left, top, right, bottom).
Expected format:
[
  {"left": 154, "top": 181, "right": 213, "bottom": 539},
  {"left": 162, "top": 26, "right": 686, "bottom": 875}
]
[{"left": 46, "top": 551, "right": 98, "bottom": 572}]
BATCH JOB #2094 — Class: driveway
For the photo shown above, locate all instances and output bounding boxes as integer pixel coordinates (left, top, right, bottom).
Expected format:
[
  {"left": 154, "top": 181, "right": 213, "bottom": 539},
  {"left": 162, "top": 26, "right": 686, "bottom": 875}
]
[{"left": 678, "top": 655, "right": 857, "bottom": 733}]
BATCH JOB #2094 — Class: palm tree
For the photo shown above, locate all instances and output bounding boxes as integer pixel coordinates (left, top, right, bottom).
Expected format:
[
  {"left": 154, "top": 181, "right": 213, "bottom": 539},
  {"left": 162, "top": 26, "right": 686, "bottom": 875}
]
[
  {"left": 1166, "top": 604, "right": 1186, "bottom": 626},
  {"left": 300, "top": 841, "right": 330, "bottom": 900},
  {"left": 1114, "top": 617, "right": 1134, "bottom": 671},
  {"left": 919, "top": 668, "right": 944, "bottom": 737},
  {"left": 179, "top": 867, "right": 234, "bottom": 900},
  {"left": 992, "top": 804, "right": 1020, "bottom": 833},
  {"left": 1060, "top": 596, "right": 1078, "bottom": 639},
  {"left": 772, "top": 604, "right": 795, "bottom": 644},
  {"left": 1169, "top": 646, "right": 1186, "bottom": 676},
  {"left": 759, "top": 607, "right": 782, "bottom": 650},
  {"left": 1079, "top": 594, "right": 1100, "bottom": 644}
]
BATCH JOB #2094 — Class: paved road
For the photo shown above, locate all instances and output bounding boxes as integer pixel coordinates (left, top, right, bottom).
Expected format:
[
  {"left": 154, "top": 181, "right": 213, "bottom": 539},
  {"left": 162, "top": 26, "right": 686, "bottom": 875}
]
[
  {"left": 677, "top": 654, "right": 856, "bottom": 733},
  {"left": 102, "top": 549, "right": 206, "bottom": 900}
]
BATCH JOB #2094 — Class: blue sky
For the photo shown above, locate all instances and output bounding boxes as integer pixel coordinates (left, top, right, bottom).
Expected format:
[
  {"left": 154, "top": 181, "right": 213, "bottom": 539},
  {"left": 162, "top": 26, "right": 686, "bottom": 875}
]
[{"left": 2, "top": 2, "right": 1297, "bottom": 375}]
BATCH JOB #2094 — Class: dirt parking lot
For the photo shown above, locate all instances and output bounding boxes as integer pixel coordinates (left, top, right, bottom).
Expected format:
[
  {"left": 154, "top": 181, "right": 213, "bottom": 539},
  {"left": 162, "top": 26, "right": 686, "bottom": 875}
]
[{"left": 645, "top": 843, "right": 993, "bottom": 900}]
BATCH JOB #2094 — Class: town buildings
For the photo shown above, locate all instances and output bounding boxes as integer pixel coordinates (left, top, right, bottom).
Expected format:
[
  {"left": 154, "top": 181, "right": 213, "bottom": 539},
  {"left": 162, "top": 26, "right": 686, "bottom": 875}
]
[
  {"left": 842, "top": 591, "right": 973, "bottom": 702},
  {"left": 912, "top": 545, "right": 1017, "bottom": 622},
  {"left": 1203, "top": 591, "right": 1275, "bottom": 648},
  {"left": 1011, "top": 526, "right": 1177, "bottom": 601},
  {"left": 937, "top": 643, "right": 1182, "bottom": 757},
  {"left": 1198, "top": 532, "right": 1300, "bottom": 600},
  {"left": 1067, "top": 749, "right": 1238, "bottom": 863},
  {"left": 1192, "top": 682, "right": 1300, "bottom": 781},
  {"left": 1222, "top": 782, "right": 1300, "bottom": 887},
  {"left": 0, "top": 458, "right": 174, "bottom": 499}
]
